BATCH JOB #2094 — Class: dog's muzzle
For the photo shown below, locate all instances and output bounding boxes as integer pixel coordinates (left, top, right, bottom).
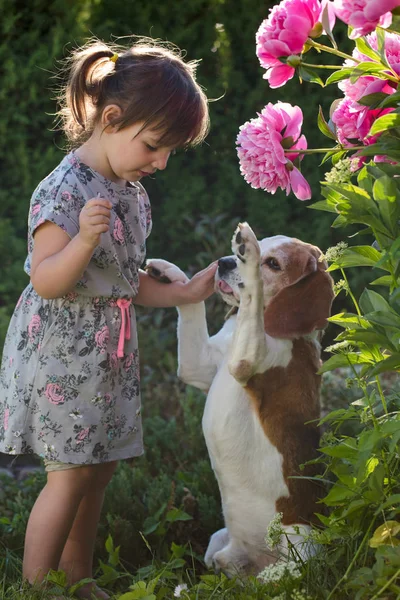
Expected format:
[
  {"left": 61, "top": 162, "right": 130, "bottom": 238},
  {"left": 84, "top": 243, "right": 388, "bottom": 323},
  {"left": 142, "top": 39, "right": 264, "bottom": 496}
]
[{"left": 218, "top": 257, "right": 237, "bottom": 277}]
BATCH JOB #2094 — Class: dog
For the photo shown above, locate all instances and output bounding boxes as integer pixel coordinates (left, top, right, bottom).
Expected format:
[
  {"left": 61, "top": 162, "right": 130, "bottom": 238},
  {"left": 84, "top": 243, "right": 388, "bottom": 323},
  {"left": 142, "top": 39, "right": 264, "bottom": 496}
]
[{"left": 145, "top": 222, "right": 334, "bottom": 576}]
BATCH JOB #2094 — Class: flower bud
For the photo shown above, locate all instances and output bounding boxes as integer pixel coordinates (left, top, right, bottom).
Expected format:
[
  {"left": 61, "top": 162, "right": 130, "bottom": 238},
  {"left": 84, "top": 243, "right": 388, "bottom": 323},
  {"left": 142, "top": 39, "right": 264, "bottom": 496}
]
[
  {"left": 286, "top": 54, "right": 301, "bottom": 68},
  {"left": 309, "top": 22, "right": 323, "bottom": 38}
]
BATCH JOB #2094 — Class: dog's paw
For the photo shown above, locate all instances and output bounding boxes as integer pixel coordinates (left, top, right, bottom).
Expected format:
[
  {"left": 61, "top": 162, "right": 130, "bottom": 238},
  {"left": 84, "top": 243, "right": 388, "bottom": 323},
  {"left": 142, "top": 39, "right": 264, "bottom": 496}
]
[
  {"left": 144, "top": 259, "right": 189, "bottom": 284},
  {"left": 231, "top": 222, "right": 261, "bottom": 278}
]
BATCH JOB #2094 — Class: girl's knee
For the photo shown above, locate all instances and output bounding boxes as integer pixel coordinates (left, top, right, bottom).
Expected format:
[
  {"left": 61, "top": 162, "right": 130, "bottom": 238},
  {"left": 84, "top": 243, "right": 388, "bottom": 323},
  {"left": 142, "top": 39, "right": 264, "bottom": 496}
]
[{"left": 48, "top": 461, "right": 118, "bottom": 493}]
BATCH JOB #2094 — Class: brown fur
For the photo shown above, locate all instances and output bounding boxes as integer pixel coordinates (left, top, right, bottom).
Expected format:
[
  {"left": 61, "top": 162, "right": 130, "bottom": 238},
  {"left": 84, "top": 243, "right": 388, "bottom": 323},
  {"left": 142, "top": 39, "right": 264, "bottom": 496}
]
[{"left": 245, "top": 338, "right": 324, "bottom": 526}]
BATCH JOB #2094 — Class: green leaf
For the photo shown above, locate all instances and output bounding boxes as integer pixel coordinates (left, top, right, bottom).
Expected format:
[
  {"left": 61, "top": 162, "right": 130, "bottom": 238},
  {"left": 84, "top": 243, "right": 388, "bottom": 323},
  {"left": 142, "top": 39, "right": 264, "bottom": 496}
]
[
  {"left": 327, "top": 246, "right": 382, "bottom": 271},
  {"left": 325, "top": 67, "right": 353, "bottom": 85},
  {"left": 372, "top": 175, "right": 400, "bottom": 236},
  {"left": 319, "top": 353, "right": 369, "bottom": 373},
  {"left": 308, "top": 199, "right": 338, "bottom": 213},
  {"left": 360, "top": 289, "right": 391, "bottom": 314},
  {"left": 368, "top": 353, "right": 400, "bottom": 375},
  {"left": 366, "top": 311, "right": 400, "bottom": 330},
  {"left": 298, "top": 64, "right": 324, "bottom": 86},
  {"left": 165, "top": 508, "right": 192, "bottom": 523},
  {"left": 350, "top": 61, "right": 391, "bottom": 82},
  {"left": 318, "top": 105, "right": 336, "bottom": 140},
  {"left": 370, "top": 112, "right": 400, "bottom": 135},
  {"left": 355, "top": 37, "right": 385, "bottom": 64},
  {"left": 370, "top": 276, "right": 393, "bottom": 287},
  {"left": 358, "top": 92, "right": 390, "bottom": 108},
  {"left": 328, "top": 312, "right": 369, "bottom": 329}
]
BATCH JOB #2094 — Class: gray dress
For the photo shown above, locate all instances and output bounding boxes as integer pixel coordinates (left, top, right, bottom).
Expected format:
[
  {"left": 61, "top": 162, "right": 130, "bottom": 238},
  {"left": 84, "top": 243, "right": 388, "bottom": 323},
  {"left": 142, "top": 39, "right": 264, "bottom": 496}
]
[{"left": 0, "top": 151, "right": 152, "bottom": 464}]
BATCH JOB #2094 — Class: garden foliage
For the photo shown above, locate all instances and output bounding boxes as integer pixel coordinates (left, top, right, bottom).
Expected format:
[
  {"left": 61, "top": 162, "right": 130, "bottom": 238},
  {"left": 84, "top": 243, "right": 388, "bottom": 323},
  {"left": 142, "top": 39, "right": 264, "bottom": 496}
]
[{"left": 0, "top": 0, "right": 400, "bottom": 599}]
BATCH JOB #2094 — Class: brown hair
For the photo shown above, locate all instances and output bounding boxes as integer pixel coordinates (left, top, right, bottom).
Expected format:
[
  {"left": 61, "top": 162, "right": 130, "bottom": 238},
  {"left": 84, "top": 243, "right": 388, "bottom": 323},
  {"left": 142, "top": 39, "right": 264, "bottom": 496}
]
[{"left": 56, "top": 36, "right": 210, "bottom": 148}]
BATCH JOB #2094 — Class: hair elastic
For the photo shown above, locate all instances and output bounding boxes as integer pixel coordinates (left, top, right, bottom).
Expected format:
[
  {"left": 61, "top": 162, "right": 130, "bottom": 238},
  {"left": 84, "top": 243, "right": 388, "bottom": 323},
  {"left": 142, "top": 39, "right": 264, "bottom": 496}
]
[{"left": 110, "top": 53, "right": 118, "bottom": 63}]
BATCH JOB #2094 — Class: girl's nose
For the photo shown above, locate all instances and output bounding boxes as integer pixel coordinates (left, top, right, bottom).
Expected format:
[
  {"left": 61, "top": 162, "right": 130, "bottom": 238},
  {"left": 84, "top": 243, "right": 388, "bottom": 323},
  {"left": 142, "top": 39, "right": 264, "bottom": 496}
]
[{"left": 152, "top": 152, "right": 170, "bottom": 171}]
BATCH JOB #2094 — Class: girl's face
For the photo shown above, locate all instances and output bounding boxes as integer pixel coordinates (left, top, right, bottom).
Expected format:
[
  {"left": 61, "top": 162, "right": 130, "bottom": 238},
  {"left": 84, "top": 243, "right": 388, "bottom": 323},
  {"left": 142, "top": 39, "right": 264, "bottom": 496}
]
[{"left": 103, "top": 115, "right": 175, "bottom": 184}]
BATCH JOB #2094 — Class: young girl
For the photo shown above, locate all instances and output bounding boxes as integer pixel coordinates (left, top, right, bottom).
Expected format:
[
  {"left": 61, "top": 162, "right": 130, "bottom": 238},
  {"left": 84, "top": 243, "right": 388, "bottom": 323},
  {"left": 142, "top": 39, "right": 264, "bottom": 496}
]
[{"left": 0, "top": 37, "right": 216, "bottom": 599}]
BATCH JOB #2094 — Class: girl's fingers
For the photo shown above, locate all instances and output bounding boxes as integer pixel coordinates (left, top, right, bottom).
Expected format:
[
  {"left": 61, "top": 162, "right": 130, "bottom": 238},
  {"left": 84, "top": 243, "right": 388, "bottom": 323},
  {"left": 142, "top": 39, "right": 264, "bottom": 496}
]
[
  {"left": 85, "top": 198, "right": 112, "bottom": 209},
  {"left": 87, "top": 215, "right": 111, "bottom": 226}
]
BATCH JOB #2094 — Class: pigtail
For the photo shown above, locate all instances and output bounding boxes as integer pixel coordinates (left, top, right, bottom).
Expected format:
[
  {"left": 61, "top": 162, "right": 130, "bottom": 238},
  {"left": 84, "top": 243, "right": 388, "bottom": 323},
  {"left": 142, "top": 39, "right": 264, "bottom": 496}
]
[{"left": 56, "top": 40, "right": 119, "bottom": 145}]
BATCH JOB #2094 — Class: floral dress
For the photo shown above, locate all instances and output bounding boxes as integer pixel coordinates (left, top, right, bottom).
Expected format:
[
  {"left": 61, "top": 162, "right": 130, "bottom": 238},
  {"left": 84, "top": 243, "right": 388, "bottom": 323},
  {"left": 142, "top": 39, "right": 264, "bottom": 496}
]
[{"left": 0, "top": 152, "right": 152, "bottom": 464}]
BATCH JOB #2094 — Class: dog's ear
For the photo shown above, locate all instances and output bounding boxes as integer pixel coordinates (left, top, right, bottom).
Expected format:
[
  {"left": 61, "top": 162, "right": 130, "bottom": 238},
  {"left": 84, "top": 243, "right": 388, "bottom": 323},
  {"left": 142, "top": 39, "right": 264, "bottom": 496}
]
[{"left": 264, "top": 255, "right": 334, "bottom": 339}]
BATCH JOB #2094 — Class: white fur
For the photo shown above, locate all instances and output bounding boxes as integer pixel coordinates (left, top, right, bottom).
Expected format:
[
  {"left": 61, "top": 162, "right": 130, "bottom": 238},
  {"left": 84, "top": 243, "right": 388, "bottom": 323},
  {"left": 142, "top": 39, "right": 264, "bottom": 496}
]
[{"left": 146, "top": 227, "right": 317, "bottom": 575}]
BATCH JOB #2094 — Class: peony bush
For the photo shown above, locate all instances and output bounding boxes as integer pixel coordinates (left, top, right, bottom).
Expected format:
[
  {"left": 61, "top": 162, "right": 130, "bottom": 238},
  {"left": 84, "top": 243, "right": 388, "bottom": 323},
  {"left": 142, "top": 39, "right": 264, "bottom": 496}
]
[{"left": 237, "top": 1, "right": 400, "bottom": 598}]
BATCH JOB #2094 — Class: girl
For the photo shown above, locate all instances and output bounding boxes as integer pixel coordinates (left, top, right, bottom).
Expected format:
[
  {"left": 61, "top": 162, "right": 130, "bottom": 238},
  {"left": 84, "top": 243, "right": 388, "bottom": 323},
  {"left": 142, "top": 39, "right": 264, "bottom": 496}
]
[{"left": 0, "top": 37, "right": 216, "bottom": 599}]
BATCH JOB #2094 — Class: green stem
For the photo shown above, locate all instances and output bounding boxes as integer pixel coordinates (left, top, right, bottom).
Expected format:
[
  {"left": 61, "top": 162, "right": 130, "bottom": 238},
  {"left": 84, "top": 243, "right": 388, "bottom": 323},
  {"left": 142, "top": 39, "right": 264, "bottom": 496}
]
[
  {"left": 326, "top": 518, "right": 377, "bottom": 600},
  {"left": 341, "top": 269, "right": 362, "bottom": 317},
  {"left": 375, "top": 375, "right": 388, "bottom": 415},
  {"left": 370, "top": 567, "right": 400, "bottom": 600},
  {"left": 284, "top": 146, "right": 365, "bottom": 155},
  {"left": 300, "top": 61, "right": 341, "bottom": 70},
  {"left": 306, "top": 39, "right": 359, "bottom": 63}
]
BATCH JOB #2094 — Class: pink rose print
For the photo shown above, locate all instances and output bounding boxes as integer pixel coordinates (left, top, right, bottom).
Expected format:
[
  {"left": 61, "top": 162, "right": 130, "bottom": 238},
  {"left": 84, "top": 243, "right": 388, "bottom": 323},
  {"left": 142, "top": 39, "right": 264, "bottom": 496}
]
[
  {"left": 110, "top": 351, "right": 119, "bottom": 369},
  {"left": 76, "top": 427, "right": 90, "bottom": 442},
  {"left": 4, "top": 408, "right": 9, "bottom": 431},
  {"left": 105, "top": 393, "right": 112, "bottom": 404},
  {"left": 61, "top": 191, "right": 72, "bottom": 201},
  {"left": 113, "top": 216, "right": 125, "bottom": 244},
  {"left": 95, "top": 325, "right": 109, "bottom": 351},
  {"left": 28, "top": 314, "right": 42, "bottom": 340},
  {"left": 31, "top": 204, "right": 41, "bottom": 216},
  {"left": 124, "top": 352, "right": 134, "bottom": 371},
  {"left": 45, "top": 383, "right": 65, "bottom": 405}
]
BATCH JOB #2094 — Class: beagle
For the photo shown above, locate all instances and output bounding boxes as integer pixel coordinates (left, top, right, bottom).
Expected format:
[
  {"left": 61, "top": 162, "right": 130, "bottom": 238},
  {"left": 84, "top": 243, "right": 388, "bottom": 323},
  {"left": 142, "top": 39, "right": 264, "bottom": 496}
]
[{"left": 145, "top": 222, "right": 334, "bottom": 575}]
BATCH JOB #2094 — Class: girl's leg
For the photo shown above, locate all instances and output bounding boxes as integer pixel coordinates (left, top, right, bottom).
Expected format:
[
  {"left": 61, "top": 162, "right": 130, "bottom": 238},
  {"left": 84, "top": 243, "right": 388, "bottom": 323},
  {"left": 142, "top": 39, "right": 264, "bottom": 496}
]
[
  {"left": 23, "top": 463, "right": 115, "bottom": 587},
  {"left": 58, "top": 461, "right": 117, "bottom": 599}
]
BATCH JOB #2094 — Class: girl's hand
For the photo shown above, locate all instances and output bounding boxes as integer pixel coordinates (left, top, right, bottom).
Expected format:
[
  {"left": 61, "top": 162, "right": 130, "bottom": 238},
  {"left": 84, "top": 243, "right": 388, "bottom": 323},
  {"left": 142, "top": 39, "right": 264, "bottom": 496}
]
[
  {"left": 78, "top": 197, "right": 112, "bottom": 248},
  {"left": 183, "top": 261, "right": 218, "bottom": 303}
]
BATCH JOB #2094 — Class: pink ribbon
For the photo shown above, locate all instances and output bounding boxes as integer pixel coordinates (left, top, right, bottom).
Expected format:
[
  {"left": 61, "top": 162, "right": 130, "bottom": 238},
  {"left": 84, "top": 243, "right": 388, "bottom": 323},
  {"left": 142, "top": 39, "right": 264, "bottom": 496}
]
[{"left": 116, "top": 298, "right": 132, "bottom": 358}]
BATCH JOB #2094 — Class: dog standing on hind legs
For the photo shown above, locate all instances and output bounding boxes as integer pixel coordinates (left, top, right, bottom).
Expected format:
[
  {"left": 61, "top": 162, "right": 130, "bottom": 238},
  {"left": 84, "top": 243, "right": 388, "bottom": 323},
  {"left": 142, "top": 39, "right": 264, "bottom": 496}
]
[{"left": 145, "top": 222, "right": 334, "bottom": 576}]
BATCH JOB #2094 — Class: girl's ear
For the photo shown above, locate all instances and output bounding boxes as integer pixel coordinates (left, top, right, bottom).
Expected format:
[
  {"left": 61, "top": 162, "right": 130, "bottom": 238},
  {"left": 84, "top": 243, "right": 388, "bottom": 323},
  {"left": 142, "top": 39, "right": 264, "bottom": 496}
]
[{"left": 102, "top": 104, "right": 122, "bottom": 131}]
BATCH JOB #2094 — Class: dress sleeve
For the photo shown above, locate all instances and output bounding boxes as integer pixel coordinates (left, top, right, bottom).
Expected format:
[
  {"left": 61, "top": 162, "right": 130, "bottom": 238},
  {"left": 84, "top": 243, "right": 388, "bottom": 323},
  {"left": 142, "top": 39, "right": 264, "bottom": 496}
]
[{"left": 29, "top": 178, "right": 85, "bottom": 239}]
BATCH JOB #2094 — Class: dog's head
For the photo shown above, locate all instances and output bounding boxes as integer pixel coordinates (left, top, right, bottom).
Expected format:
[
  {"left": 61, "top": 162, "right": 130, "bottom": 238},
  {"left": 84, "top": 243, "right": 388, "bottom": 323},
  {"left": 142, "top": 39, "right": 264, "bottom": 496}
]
[{"left": 215, "top": 235, "right": 334, "bottom": 339}]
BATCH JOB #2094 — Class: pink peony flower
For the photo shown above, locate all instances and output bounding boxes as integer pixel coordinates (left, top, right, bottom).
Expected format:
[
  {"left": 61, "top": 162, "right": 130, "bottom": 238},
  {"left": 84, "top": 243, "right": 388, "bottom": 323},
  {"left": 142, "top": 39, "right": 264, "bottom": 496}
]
[
  {"left": 237, "top": 102, "right": 311, "bottom": 200},
  {"left": 333, "top": 0, "right": 399, "bottom": 38},
  {"left": 28, "top": 314, "right": 42, "bottom": 340},
  {"left": 95, "top": 325, "right": 109, "bottom": 349},
  {"left": 339, "top": 32, "right": 400, "bottom": 101},
  {"left": 45, "top": 383, "right": 65, "bottom": 405},
  {"left": 331, "top": 97, "right": 394, "bottom": 167},
  {"left": 256, "top": 0, "right": 326, "bottom": 88},
  {"left": 113, "top": 216, "right": 125, "bottom": 244}
]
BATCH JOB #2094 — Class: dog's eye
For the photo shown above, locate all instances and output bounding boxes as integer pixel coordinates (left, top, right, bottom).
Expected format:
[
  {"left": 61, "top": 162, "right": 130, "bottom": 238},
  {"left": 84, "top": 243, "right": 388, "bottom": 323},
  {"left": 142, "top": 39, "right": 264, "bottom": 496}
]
[{"left": 264, "top": 257, "right": 281, "bottom": 271}]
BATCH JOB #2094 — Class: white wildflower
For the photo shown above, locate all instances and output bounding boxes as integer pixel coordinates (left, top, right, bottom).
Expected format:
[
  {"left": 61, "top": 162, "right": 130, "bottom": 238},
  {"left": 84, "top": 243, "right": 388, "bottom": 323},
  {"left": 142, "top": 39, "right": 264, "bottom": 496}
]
[
  {"left": 323, "top": 241, "right": 348, "bottom": 263},
  {"left": 324, "top": 158, "right": 353, "bottom": 184},
  {"left": 174, "top": 583, "right": 189, "bottom": 597},
  {"left": 258, "top": 559, "right": 301, "bottom": 584},
  {"left": 325, "top": 341, "right": 353, "bottom": 354},
  {"left": 265, "top": 512, "right": 284, "bottom": 549},
  {"left": 333, "top": 279, "right": 348, "bottom": 296}
]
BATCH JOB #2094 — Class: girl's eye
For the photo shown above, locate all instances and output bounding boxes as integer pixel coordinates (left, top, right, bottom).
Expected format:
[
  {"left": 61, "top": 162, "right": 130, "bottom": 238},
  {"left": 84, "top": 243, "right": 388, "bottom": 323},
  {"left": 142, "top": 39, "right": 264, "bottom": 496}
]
[{"left": 145, "top": 143, "right": 157, "bottom": 152}]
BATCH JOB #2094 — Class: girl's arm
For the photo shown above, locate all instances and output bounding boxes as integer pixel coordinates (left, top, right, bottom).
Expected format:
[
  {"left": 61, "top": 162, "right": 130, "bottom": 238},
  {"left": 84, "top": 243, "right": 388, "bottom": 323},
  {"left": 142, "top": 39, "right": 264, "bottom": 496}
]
[
  {"left": 134, "top": 262, "right": 217, "bottom": 307},
  {"left": 30, "top": 198, "right": 111, "bottom": 299}
]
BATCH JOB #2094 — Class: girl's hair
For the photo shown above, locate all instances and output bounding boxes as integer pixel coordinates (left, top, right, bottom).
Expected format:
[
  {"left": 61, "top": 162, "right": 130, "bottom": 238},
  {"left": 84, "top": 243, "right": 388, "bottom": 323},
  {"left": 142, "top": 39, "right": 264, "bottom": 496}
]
[{"left": 56, "top": 36, "right": 210, "bottom": 149}]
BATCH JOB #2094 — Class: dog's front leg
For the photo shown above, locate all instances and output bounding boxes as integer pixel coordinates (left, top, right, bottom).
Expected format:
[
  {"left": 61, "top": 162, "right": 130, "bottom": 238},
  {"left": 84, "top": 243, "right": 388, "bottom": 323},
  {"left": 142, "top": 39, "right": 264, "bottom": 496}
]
[{"left": 228, "top": 223, "right": 269, "bottom": 385}]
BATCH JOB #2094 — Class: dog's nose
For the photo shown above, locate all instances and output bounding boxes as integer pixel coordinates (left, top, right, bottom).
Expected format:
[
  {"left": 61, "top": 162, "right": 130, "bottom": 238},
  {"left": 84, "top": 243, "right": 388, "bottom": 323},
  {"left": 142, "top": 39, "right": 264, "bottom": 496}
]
[{"left": 218, "top": 257, "right": 237, "bottom": 276}]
